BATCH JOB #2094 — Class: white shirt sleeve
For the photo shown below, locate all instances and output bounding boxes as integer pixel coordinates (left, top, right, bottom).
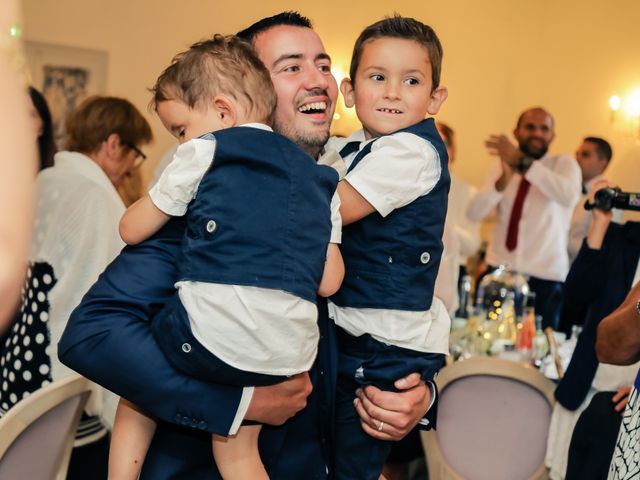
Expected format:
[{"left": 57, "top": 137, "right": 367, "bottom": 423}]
[
  {"left": 149, "top": 137, "right": 217, "bottom": 216},
  {"left": 466, "top": 164, "right": 504, "bottom": 222},
  {"left": 434, "top": 221, "right": 461, "bottom": 315},
  {"left": 344, "top": 132, "right": 441, "bottom": 217},
  {"left": 525, "top": 154, "right": 581, "bottom": 208},
  {"left": 318, "top": 148, "right": 347, "bottom": 180},
  {"left": 330, "top": 192, "right": 342, "bottom": 244}
]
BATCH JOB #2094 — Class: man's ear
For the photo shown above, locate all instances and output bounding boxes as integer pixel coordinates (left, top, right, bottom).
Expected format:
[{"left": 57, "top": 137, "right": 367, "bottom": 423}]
[
  {"left": 426, "top": 86, "right": 448, "bottom": 115},
  {"left": 340, "top": 78, "right": 356, "bottom": 108},
  {"left": 212, "top": 95, "right": 237, "bottom": 127}
]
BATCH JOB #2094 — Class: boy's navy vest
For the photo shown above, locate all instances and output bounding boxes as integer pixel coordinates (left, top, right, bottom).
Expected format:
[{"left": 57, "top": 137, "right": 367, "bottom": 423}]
[
  {"left": 331, "top": 118, "right": 449, "bottom": 311},
  {"left": 179, "top": 127, "right": 338, "bottom": 303}
]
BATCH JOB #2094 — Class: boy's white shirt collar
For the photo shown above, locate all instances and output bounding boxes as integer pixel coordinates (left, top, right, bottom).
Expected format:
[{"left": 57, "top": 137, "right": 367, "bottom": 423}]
[
  {"left": 343, "top": 128, "right": 366, "bottom": 143},
  {"left": 238, "top": 122, "right": 272, "bottom": 131}
]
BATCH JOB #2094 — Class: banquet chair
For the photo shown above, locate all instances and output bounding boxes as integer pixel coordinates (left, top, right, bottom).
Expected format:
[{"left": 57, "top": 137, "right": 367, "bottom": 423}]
[
  {"left": 0, "top": 374, "right": 91, "bottom": 480},
  {"left": 421, "top": 356, "right": 555, "bottom": 480}
]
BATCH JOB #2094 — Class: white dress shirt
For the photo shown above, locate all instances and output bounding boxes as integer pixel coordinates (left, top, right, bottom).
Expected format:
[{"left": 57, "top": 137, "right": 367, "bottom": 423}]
[
  {"left": 325, "top": 130, "right": 451, "bottom": 354},
  {"left": 467, "top": 153, "right": 581, "bottom": 282},
  {"left": 448, "top": 172, "right": 481, "bottom": 263},
  {"left": 435, "top": 220, "right": 462, "bottom": 316}
]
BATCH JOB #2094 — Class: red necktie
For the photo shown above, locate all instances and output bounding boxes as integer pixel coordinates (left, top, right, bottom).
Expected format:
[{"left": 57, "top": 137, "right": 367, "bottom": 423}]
[{"left": 505, "top": 177, "right": 531, "bottom": 251}]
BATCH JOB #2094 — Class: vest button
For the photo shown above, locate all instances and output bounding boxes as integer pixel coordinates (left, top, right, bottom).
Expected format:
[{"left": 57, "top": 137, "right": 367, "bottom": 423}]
[
  {"left": 206, "top": 220, "right": 217, "bottom": 234},
  {"left": 181, "top": 342, "right": 192, "bottom": 353},
  {"left": 420, "top": 251, "right": 430, "bottom": 264}
]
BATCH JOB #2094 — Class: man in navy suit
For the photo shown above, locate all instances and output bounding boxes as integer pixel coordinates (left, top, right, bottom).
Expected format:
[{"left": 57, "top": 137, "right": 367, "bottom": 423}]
[{"left": 59, "top": 12, "right": 435, "bottom": 479}]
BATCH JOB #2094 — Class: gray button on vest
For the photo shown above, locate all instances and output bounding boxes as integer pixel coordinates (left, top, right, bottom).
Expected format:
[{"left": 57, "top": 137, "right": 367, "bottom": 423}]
[
  {"left": 206, "top": 220, "right": 217, "bottom": 233},
  {"left": 420, "top": 251, "right": 430, "bottom": 264},
  {"left": 181, "top": 343, "right": 192, "bottom": 353}
]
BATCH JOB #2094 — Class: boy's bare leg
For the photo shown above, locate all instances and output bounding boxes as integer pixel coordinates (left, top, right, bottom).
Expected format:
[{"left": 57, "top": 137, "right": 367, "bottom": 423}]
[
  {"left": 109, "top": 398, "right": 157, "bottom": 480},
  {"left": 213, "top": 424, "right": 268, "bottom": 480}
]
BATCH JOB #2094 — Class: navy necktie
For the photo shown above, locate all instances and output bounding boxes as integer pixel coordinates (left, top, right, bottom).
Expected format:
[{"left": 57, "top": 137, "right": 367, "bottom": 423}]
[{"left": 338, "top": 141, "right": 361, "bottom": 159}]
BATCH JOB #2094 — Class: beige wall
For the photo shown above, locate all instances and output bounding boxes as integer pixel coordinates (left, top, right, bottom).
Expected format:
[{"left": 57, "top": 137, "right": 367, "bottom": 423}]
[{"left": 23, "top": 0, "right": 640, "bottom": 217}]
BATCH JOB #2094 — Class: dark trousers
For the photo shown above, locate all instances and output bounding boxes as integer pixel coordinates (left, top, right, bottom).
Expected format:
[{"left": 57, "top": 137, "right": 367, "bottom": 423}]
[
  {"left": 565, "top": 391, "right": 622, "bottom": 480},
  {"left": 527, "top": 276, "right": 564, "bottom": 330},
  {"left": 152, "top": 294, "right": 285, "bottom": 386},
  {"left": 333, "top": 328, "right": 444, "bottom": 480},
  {"left": 67, "top": 432, "right": 110, "bottom": 480}
]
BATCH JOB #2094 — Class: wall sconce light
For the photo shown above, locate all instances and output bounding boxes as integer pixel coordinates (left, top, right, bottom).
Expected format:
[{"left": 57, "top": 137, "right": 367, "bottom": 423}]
[{"left": 609, "top": 89, "right": 640, "bottom": 141}]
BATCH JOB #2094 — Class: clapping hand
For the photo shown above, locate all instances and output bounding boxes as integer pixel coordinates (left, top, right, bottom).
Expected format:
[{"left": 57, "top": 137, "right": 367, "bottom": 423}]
[{"left": 486, "top": 134, "right": 520, "bottom": 191}]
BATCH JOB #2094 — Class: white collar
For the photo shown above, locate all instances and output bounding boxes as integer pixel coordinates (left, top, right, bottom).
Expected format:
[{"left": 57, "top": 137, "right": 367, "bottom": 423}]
[{"left": 52, "top": 151, "right": 123, "bottom": 206}]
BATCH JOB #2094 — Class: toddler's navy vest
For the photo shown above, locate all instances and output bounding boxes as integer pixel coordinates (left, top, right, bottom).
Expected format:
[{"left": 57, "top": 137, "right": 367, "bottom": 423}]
[
  {"left": 179, "top": 127, "right": 338, "bottom": 303},
  {"left": 331, "top": 118, "right": 449, "bottom": 311}
]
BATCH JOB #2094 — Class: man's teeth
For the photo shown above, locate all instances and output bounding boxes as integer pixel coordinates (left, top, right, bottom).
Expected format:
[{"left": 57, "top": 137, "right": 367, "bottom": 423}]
[
  {"left": 299, "top": 102, "right": 327, "bottom": 113},
  {"left": 378, "top": 108, "right": 402, "bottom": 114}
]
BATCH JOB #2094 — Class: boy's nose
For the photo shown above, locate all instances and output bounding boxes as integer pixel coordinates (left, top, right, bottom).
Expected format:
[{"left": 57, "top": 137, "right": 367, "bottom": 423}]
[{"left": 383, "top": 81, "right": 400, "bottom": 99}]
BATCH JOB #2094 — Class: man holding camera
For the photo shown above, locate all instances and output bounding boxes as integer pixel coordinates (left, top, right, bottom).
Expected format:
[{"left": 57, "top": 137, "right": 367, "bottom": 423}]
[
  {"left": 467, "top": 107, "right": 581, "bottom": 330},
  {"left": 568, "top": 137, "right": 622, "bottom": 264}
]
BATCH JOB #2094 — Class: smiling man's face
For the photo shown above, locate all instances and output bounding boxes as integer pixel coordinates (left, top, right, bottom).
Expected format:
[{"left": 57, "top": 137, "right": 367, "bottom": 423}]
[
  {"left": 513, "top": 108, "right": 555, "bottom": 159},
  {"left": 253, "top": 25, "right": 338, "bottom": 158}
]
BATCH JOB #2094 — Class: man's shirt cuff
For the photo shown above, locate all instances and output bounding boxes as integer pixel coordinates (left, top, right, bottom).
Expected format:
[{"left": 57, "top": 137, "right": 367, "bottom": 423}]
[{"left": 228, "top": 386, "right": 254, "bottom": 435}]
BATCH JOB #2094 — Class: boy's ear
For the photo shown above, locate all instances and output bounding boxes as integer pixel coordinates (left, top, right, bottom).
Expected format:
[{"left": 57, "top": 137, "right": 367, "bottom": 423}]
[
  {"left": 340, "top": 78, "right": 356, "bottom": 109},
  {"left": 212, "top": 95, "right": 237, "bottom": 127},
  {"left": 426, "top": 86, "right": 448, "bottom": 115}
]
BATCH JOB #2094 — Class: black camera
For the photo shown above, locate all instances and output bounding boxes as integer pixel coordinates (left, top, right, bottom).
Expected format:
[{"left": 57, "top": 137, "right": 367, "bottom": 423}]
[{"left": 584, "top": 187, "right": 640, "bottom": 212}]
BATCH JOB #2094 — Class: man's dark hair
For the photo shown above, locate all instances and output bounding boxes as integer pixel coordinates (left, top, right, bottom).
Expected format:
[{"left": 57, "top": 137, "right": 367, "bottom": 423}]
[
  {"left": 237, "top": 11, "right": 312, "bottom": 44},
  {"left": 348, "top": 15, "right": 443, "bottom": 89},
  {"left": 584, "top": 136, "right": 613, "bottom": 162}
]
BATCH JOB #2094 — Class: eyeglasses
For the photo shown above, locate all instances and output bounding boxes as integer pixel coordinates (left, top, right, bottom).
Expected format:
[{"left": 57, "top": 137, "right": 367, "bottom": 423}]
[{"left": 124, "top": 142, "right": 147, "bottom": 168}]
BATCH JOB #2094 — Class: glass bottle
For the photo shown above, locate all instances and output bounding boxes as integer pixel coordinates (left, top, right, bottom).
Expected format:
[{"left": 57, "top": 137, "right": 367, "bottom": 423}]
[
  {"left": 455, "top": 275, "right": 472, "bottom": 319},
  {"left": 497, "top": 291, "right": 517, "bottom": 343},
  {"left": 531, "top": 315, "right": 548, "bottom": 368},
  {"left": 517, "top": 292, "right": 536, "bottom": 351}
]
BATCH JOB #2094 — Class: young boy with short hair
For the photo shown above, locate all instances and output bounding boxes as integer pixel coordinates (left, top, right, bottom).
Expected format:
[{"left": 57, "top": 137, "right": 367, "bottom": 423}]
[
  {"left": 111, "top": 34, "right": 343, "bottom": 480},
  {"left": 326, "top": 15, "right": 451, "bottom": 479}
]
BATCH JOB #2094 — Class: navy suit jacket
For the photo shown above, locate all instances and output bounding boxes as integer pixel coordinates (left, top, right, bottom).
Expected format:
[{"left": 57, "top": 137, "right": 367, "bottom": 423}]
[
  {"left": 58, "top": 218, "right": 338, "bottom": 479},
  {"left": 555, "top": 221, "right": 640, "bottom": 410}
]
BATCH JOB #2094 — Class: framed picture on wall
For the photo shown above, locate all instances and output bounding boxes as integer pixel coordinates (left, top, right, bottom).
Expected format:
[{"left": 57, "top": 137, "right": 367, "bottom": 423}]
[{"left": 24, "top": 41, "right": 108, "bottom": 149}]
